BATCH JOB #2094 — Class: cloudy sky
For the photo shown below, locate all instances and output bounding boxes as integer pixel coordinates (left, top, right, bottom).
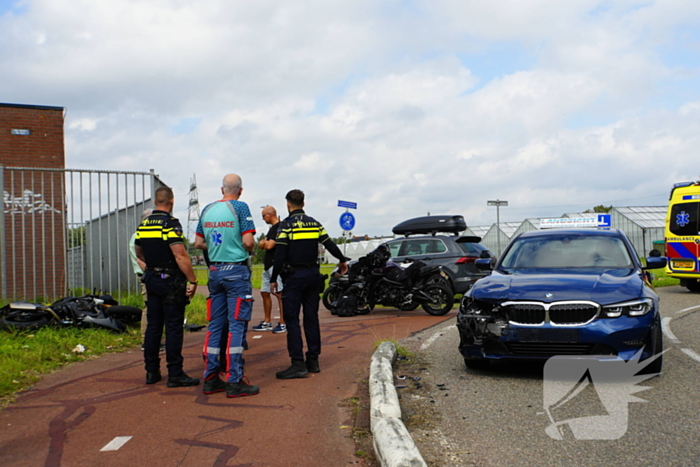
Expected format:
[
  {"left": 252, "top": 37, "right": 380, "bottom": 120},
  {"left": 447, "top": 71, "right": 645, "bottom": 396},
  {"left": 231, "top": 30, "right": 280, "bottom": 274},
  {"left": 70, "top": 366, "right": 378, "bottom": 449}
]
[{"left": 2, "top": 0, "right": 699, "bottom": 238}]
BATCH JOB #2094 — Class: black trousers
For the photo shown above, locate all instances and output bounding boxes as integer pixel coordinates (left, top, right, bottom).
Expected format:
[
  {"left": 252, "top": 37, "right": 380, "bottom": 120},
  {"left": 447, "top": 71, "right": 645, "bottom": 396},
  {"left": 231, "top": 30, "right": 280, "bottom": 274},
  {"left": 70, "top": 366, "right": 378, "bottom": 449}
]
[
  {"left": 143, "top": 272, "right": 186, "bottom": 378},
  {"left": 282, "top": 268, "right": 322, "bottom": 361}
]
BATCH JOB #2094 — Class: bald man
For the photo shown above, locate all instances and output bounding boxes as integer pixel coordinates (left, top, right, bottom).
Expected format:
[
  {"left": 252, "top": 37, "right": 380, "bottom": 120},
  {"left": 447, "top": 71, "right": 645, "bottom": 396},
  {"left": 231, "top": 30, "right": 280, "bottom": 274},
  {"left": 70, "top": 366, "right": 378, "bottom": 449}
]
[
  {"left": 253, "top": 206, "right": 286, "bottom": 333},
  {"left": 195, "top": 173, "right": 258, "bottom": 398}
]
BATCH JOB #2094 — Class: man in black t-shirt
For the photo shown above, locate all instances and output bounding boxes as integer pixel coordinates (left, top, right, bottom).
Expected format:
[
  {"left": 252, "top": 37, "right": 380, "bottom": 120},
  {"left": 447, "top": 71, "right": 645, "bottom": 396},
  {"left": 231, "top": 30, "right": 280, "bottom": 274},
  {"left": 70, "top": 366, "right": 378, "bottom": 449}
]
[{"left": 252, "top": 206, "right": 286, "bottom": 333}]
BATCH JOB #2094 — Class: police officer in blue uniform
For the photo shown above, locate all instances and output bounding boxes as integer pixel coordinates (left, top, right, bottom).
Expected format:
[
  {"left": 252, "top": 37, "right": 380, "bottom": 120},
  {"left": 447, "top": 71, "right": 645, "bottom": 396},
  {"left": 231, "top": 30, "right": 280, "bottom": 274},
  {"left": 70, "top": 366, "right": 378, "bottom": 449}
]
[
  {"left": 270, "top": 189, "right": 348, "bottom": 379},
  {"left": 135, "top": 186, "right": 200, "bottom": 387}
]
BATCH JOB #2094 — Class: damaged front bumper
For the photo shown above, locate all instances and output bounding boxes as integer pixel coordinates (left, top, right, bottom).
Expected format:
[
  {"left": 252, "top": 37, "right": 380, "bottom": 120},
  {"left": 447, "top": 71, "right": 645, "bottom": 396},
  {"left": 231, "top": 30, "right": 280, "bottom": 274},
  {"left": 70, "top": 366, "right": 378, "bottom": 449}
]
[{"left": 456, "top": 296, "right": 658, "bottom": 362}]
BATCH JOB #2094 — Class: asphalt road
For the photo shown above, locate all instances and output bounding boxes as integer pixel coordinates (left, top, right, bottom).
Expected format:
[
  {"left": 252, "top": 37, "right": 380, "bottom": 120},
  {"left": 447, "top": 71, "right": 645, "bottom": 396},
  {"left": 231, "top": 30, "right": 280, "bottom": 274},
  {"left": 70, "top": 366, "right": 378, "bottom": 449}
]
[{"left": 400, "top": 285, "right": 700, "bottom": 467}]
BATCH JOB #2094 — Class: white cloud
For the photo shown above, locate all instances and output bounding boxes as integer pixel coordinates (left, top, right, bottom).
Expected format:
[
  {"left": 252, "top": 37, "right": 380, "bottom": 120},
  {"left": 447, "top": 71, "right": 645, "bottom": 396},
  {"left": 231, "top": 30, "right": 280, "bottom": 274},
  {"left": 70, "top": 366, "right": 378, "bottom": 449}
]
[{"left": 68, "top": 118, "right": 97, "bottom": 131}]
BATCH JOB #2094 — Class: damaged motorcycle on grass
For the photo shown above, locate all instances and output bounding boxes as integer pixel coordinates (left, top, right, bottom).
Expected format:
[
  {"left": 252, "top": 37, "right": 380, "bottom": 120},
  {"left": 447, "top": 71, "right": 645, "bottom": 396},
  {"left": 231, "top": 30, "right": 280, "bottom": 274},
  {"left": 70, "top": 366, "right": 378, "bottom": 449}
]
[
  {"left": 0, "top": 294, "right": 141, "bottom": 333},
  {"left": 324, "top": 244, "right": 455, "bottom": 317}
]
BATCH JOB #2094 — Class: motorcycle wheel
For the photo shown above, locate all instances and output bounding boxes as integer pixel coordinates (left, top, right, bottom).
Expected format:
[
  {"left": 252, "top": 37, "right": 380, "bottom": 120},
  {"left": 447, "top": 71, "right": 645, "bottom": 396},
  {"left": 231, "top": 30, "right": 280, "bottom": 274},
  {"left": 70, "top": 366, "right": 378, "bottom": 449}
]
[
  {"left": 420, "top": 283, "right": 454, "bottom": 316},
  {"left": 0, "top": 310, "right": 51, "bottom": 330},
  {"left": 427, "top": 273, "right": 452, "bottom": 291},
  {"left": 322, "top": 286, "right": 342, "bottom": 313},
  {"left": 355, "top": 297, "right": 375, "bottom": 315},
  {"left": 105, "top": 305, "right": 142, "bottom": 323}
]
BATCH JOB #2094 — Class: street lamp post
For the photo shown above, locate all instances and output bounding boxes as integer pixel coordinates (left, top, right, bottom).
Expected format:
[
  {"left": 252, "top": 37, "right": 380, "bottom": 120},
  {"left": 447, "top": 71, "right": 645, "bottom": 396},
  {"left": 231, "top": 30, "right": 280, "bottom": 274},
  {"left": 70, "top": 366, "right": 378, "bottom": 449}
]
[{"left": 487, "top": 199, "right": 509, "bottom": 256}]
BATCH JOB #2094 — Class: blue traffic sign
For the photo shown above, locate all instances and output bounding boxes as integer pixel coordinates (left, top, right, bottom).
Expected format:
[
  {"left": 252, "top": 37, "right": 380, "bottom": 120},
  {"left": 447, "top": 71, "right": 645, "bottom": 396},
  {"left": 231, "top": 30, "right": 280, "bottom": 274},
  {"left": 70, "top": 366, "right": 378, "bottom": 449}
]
[
  {"left": 597, "top": 214, "right": 611, "bottom": 227},
  {"left": 338, "top": 200, "right": 357, "bottom": 209},
  {"left": 340, "top": 212, "right": 356, "bottom": 231}
]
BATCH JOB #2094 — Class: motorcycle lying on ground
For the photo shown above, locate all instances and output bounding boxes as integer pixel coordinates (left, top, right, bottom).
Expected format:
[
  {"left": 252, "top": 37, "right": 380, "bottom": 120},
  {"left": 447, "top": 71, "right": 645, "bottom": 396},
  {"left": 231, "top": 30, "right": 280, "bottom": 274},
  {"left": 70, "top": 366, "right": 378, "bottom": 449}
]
[
  {"left": 323, "top": 244, "right": 455, "bottom": 316},
  {"left": 0, "top": 294, "right": 142, "bottom": 333}
]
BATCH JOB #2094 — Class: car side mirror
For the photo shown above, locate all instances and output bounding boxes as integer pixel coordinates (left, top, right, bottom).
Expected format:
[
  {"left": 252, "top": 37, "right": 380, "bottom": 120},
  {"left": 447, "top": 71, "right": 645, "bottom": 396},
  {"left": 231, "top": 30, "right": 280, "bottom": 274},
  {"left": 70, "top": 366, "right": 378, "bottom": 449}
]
[
  {"left": 643, "top": 256, "right": 667, "bottom": 270},
  {"left": 475, "top": 258, "right": 493, "bottom": 270}
]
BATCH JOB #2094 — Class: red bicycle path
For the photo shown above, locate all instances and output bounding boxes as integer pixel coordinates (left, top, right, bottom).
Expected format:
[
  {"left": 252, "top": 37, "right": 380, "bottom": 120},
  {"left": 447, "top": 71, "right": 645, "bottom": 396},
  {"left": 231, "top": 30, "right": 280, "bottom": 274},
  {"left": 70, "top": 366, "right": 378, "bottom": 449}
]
[{"left": 0, "top": 288, "right": 453, "bottom": 467}]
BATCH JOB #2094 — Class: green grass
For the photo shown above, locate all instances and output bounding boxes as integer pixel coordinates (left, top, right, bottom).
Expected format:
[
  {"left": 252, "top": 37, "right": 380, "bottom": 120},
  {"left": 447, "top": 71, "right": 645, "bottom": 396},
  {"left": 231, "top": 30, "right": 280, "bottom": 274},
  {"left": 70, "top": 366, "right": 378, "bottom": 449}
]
[
  {"left": 185, "top": 295, "right": 208, "bottom": 325},
  {"left": 651, "top": 270, "right": 680, "bottom": 288},
  {"left": 0, "top": 326, "right": 142, "bottom": 406},
  {"left": 194, "top": 266, "right": 210, "bottom": 286}
]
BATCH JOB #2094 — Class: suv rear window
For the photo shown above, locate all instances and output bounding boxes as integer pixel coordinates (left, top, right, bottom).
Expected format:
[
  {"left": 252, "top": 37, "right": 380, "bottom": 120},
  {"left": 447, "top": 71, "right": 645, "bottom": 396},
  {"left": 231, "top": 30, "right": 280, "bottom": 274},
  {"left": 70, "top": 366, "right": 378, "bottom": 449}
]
[{"left": 458, "top": 242, "right": 488, "bottom": 254}]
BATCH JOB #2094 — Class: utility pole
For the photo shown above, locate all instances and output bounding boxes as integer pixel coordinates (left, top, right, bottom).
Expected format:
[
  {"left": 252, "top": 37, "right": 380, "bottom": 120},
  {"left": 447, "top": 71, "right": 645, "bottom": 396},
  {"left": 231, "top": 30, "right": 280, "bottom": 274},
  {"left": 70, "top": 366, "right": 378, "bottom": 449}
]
[{"left": 187, "top": 174, "right": 201, "bottom": 250}]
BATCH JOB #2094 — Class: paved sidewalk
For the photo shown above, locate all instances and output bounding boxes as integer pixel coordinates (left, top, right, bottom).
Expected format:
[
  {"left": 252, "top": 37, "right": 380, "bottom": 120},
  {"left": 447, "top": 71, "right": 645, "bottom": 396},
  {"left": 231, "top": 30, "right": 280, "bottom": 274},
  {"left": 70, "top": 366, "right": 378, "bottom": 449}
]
[{"left": 0, "top": 288, "right": 453, "bottom": 467}]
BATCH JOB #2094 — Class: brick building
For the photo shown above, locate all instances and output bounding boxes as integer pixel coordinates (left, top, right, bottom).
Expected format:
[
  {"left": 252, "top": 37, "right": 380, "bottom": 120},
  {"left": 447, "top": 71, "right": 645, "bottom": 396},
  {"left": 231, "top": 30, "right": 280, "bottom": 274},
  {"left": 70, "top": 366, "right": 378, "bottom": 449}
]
[{"left": 0, "top": 103, "right": 66, "bottom": 300}]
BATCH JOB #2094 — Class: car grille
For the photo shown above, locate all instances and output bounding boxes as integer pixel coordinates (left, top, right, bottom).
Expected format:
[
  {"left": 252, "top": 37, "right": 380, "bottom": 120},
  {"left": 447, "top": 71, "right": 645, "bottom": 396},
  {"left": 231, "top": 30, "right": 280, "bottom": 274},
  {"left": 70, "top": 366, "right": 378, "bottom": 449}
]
[
  {"left": 549, "top": 303, "right": 598, "bottom": 325},
  {"left": 505, "top": 342, "right": 595, "bottom": 356},
  {"left": 503, "top": 301, "right": 600, "bottom": 326},
  {"left": 506, "top": 303, "right": 545, "bottom": 325}
]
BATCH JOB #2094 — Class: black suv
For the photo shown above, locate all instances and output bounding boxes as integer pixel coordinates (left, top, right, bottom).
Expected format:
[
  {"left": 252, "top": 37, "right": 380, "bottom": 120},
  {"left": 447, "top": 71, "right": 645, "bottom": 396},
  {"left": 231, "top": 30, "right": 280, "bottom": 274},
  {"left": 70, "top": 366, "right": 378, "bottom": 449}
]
[{"left": 385, "top": 215, "right": 494, "bottom": 294}]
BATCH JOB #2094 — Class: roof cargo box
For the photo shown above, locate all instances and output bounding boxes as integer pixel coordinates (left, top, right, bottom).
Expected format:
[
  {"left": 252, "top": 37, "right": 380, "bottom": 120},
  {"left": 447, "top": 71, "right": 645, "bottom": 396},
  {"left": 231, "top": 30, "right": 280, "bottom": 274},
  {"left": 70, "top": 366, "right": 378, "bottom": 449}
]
[{"left": 392, "top": 215, "right": 467, "bottom": 237}]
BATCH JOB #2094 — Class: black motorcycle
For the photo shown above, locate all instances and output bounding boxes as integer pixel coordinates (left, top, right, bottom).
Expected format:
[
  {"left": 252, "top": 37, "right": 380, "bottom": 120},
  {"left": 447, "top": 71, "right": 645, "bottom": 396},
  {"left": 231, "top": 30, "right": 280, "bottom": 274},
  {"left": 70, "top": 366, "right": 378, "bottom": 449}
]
[
  {"left": 324, "top": 244, "right": 454, "bottom": 316},
  {"left": 0, "top": 294, "right": 141, "bottom": 333}
]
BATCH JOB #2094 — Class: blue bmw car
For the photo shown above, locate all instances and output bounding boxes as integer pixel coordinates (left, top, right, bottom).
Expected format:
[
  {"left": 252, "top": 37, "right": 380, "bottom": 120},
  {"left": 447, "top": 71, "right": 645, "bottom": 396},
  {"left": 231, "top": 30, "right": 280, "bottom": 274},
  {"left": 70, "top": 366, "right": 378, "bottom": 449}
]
[{"left": 457, "top": 229, "right": 667, "bottom": 371}]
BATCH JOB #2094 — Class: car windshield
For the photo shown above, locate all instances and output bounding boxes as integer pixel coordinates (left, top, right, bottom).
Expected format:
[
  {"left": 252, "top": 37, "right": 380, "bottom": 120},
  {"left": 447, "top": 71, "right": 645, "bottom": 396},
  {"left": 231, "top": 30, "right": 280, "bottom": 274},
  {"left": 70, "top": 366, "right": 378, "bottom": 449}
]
[{"left": 499, "top": 234, "right": 634, "bottom": 273}]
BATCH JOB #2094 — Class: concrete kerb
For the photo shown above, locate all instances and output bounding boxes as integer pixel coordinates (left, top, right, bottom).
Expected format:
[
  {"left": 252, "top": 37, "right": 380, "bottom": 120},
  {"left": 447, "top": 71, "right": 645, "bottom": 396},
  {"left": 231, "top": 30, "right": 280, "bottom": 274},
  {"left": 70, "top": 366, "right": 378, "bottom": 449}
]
[{"left": 370, "top": 341, "right": 427, "bottom": 467}]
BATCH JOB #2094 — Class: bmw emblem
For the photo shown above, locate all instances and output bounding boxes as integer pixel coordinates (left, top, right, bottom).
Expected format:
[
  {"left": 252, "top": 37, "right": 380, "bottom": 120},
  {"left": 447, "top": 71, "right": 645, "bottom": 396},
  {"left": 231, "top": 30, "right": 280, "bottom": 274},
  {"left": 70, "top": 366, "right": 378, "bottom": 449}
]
[{"left": 545, "top": 293, "right": 554, "bottom": 299}]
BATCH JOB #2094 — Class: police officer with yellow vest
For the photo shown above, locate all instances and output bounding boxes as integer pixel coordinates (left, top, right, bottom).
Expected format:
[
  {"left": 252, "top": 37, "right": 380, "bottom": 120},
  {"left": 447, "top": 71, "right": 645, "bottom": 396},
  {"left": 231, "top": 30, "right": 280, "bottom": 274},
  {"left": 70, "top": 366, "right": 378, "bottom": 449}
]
[
  {"left": 135, "top": 186, "right": 200, "bottom": 388},
  {"left": 270, "top": 189, "right": 348, "bottom": 379}
]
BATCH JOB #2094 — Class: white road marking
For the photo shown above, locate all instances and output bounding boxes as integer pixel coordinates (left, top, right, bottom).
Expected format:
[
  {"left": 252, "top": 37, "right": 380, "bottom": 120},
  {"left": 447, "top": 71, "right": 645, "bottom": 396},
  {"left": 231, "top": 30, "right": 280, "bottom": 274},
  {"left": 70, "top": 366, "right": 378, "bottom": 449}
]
[
  {"left": 661, "top": 317, "right": 680, "bottom": 344},
  {"left": 100, "top": 436, "right": 132, "bottom": 451},
  {"left": 420, "top": 324, "right": 456, "bottom": 350},
  {"left": 676, "top": 304, "right": 700, "bottom": 314},
  {"left": 681, "top": 348, "right": 700, "bottom": 364}
]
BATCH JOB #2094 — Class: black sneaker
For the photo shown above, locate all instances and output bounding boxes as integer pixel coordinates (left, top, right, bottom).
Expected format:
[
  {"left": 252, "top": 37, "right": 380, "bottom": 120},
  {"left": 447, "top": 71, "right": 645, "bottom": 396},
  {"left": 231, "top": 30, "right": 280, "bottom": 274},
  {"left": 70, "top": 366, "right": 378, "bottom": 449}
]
[
  {"left": 203, "top": 376, "right": 226, "bottom": 394},
  {"left": 167, "top": 373, "right": 200, "bottom": 388},
  {"left": 306, "top": 358, "right": 320, "bottom": 373},
  {"left": 276, "top": 360, "right": 309, "bottom": 379},
  {"left": 226, "top": 378, "right": 259, "bottom": 398},
  {"left": 146, "top": 371, "right": 161, "bottom": 385}
]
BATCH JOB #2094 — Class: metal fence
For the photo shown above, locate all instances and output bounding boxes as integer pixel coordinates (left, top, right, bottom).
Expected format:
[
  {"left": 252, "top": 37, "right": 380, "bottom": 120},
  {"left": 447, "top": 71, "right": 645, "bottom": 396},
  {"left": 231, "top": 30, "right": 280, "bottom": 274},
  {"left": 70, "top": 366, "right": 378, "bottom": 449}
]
[{"left": 0, "top": 166, "right": 164, "bottom": 301}]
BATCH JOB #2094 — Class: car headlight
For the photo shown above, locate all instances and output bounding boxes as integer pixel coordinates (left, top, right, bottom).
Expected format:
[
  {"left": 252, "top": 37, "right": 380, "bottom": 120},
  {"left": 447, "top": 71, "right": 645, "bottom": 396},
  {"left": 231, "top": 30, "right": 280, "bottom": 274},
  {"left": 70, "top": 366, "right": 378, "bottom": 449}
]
[{"left": 602, "top": 298, "right": 653, "bottom": 318}]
